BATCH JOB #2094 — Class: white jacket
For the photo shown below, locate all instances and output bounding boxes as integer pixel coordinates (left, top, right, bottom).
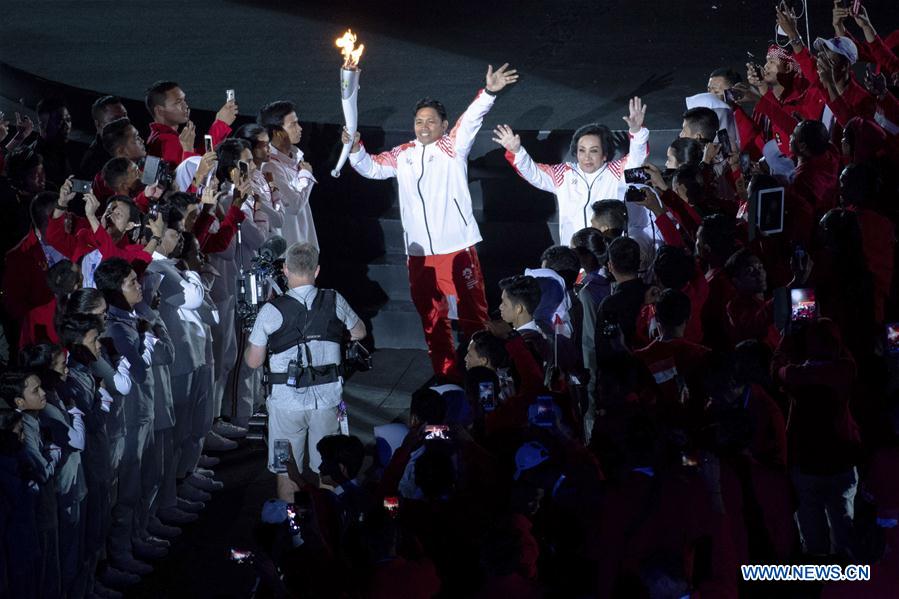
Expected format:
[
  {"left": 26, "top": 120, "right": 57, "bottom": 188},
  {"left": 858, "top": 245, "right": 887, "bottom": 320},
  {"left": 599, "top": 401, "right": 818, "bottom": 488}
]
[
  {"left": 349, "top": 89, "right": 495, "bottom": 256},
  {"left": 504, "top": 127, "right": 652, "bottom": 246},
  {"left": 262, "top": 145, "right": 317, "bottom": 249}
]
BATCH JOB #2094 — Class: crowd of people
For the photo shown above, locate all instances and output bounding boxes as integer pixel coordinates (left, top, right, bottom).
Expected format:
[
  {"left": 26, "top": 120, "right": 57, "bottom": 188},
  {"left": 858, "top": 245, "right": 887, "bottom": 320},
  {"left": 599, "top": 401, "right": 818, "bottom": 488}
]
[{"left": 1, "top": 1, "right": 899, "bottom": 597}]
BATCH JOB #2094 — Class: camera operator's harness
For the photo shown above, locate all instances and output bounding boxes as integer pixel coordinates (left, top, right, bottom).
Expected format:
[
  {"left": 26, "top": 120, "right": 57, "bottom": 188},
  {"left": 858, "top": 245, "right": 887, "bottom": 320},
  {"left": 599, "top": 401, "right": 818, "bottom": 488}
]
[{"left": 266, "top": 290, "right": 346, "bottom": 388}]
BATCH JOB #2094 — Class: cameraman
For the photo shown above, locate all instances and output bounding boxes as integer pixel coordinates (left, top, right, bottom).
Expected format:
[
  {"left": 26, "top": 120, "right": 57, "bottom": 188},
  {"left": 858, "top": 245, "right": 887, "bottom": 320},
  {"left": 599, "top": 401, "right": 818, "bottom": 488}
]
[{"left": 244, "top": 243, "right": 365, "bottom": 501}]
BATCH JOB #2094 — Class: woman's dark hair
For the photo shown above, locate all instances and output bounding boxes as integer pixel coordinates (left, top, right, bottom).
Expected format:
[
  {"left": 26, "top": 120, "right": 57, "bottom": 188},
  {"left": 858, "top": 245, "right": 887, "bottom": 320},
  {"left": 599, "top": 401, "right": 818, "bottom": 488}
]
[
  {"left": 672, "top": 163, "right": 706, "bottom": 209},
  {"left": 63, "top": 288, "right": 106, "bottom": 317},
  {"left": 108, "top": 195, "right": 142, "bottom": 225},
  {"left": 214, "top": 138, "right": 252, "bottom": 182},
  {"left": 569, "top": 123, "right": 615, "bottom": 162},
  {"left": 571, "top": 227, "right": 609, "bottom": 271},
  {"left": 233, "top": 123, "right": 268, "bottom": 146},
  {"left": 668, "top": 137, "right": 704, "bottom": 167},
  {"left": 699, "top": 213, "right": 736, "bottom": 259},
  {"left": 57, "top": 313, "right": 104, "bottom": 350}
]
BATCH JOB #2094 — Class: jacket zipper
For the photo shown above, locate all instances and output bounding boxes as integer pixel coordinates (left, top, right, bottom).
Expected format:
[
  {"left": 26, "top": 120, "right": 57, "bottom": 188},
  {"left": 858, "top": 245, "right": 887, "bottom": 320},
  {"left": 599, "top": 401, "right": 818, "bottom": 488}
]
[
  {"left": 576, "top": 164, "right": 605, "bottom": 229},
  {"left": 417, "top": 145, "right": 435, "bottom": 254},
  {"left": 452, "top": 198, "right": 468, "bottom": 227}
]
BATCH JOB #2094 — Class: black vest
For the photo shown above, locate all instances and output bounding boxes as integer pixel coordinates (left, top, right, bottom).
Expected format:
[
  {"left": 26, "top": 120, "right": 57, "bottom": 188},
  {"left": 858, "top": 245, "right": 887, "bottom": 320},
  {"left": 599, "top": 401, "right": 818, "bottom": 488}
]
[{"left": 267, "top": 289, "right": 346, "bottom": 355}]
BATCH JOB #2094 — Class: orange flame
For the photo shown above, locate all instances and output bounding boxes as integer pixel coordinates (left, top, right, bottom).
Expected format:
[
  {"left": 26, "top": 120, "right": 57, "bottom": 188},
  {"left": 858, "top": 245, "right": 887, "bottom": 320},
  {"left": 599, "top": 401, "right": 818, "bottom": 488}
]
[{"left": 335, "top": 29, "right": 364, "bottom": 69}]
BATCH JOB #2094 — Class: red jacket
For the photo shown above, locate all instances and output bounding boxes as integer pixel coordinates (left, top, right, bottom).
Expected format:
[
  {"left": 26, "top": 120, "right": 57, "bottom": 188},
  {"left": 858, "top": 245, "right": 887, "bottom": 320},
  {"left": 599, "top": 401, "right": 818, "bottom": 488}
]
[
  {"left": 790, "top": 145, "right": 841, "bottom": 221},
  {"left": 853, "top": 207, "right": 895, "bottom": 323},
  {"left": 45, "top": 213, "right": 151, "bottom": 267},
  {"left": 193, "top": 205, "right": 245, "bottom": 254},
  {"left": 634, "top": 338, "right": 711, "bottom": 412},
  {"left": 19, "top": 298, "right": 59, "bottom": 348},
  {"left": 735, "top": 74, "right": 825, "bottom": 159},
  {"left": 794, "top": 47, "right": 876, "bottom": 136},
  {"left": 2, "top": 230, "right": 54, "bottom": 319},
  {"left": 726, "top": 294, "right": 780, "bottom": 350},
  {"left": 146, "top": 119, "right": 231, "bottom": 165}
]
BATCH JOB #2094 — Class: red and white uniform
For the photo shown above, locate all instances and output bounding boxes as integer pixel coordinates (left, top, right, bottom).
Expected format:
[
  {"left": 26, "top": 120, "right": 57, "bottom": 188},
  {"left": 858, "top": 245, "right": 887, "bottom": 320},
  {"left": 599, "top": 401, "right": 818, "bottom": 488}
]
[
  {"left": 349, "top": 90, "right": 493, "bottom": 257},
  {"left": 504, "top": 128, "right": 651, "bottom": 246}
]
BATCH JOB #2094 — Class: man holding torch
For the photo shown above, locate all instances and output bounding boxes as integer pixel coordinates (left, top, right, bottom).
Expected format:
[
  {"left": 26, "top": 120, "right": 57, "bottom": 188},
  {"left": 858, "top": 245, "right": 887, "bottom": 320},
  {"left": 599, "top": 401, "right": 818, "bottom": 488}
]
[{"left": 342, "top": 63, "right": 518, "bottom": 379}]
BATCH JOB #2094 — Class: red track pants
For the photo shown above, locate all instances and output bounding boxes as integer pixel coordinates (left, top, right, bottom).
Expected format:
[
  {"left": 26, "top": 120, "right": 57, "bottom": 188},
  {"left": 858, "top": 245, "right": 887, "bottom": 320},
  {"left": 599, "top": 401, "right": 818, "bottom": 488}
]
[{"left": 407, "top": 246, "right": 489, "bottom": 378}]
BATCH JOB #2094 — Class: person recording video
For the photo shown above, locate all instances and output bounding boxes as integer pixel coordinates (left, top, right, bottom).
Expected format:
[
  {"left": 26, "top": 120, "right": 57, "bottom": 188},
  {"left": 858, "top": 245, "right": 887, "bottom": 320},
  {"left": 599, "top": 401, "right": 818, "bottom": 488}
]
[{"left": 244, "top": 242, "right": 365, "bottom": 501}]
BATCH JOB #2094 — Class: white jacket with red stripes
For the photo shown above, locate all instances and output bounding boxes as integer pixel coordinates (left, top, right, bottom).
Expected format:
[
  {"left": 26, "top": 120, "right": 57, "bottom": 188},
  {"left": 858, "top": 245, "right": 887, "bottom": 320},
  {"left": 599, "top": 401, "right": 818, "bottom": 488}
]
[
  {"left": 504, "top": 127, "right": 651, "bottom": 246},
  {"left": 349, "top": 89, "right": 495, "bottom": 257}
]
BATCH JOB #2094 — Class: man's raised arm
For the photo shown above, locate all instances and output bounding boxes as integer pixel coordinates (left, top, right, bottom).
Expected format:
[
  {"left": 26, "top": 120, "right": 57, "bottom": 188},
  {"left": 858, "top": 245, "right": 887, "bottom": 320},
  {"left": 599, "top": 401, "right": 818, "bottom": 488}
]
[
  {"left": 494, "top": 124, "right": 563, "bottom": 193},
  {"left": 344, "top": 128, "right": 400, "bottom": 180},
  {"left": 450, "top": 63, "right": 519, "bottom": 159}
]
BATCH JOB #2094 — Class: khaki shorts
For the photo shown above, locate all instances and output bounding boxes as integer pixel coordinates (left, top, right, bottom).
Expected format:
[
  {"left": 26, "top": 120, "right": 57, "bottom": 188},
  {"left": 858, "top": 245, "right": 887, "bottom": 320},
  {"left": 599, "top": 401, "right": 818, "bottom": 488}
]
[{"left": 266, "top": 402, "right": 340, "bottom": 474}]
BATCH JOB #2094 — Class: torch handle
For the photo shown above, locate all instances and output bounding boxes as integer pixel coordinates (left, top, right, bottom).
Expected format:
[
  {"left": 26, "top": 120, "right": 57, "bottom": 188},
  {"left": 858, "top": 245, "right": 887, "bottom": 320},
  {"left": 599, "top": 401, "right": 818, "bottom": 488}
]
[{"left": 331, "top": 68, "right": 360, "bottom": 179}]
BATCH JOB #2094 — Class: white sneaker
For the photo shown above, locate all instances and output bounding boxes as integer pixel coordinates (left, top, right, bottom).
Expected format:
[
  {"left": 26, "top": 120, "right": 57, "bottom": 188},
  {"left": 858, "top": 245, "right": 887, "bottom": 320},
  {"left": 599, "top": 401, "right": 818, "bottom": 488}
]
[
  {"left": 204, "top": 431, "right": 238, "bottom": 452},
  {"left": 213, "top": 420, "right": 248, "bottom": 439}
]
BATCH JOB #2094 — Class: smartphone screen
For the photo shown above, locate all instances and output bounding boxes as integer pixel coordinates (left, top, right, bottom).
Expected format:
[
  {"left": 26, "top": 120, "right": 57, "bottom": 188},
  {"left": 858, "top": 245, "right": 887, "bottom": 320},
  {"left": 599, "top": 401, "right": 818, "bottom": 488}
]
[
  {"left": 886, "top": 323, "right": 899, "bottom": 355},
  {"left": 534, "top": 396, "right": 554, "bottom": 428},
  {"left": 383, "top": 496, "right": 400, "bottom": 516},
  {"left": 72, "top": 179, "right": 92, "bottom": 194},
  {"left": 756, "top": 187, "right": 785, "bottom": 235},
  {"left": 272, "top": 438, "right": 290, "bottom": 473},
  {"left": 226, "top": 89, "right": 236, "bottom": 103},
  {"left": 229, "top": 548, "right": 253, "bottom": 563},
  {"left": 424, "top": 425, "right": 449, "bottom": 440},
  {"left": 238, "top": 160, "right": 249, "bottom": 178},
  {"left": 204, "top": 134, "right": 213, "bottom": 153},
  {"left": 479, "top": 381, "right": 496, "bottom": 413},
  {"left": 790, "top": 288, "right": 817, "bottom": 322},
  {"left": 716, "top": 128, "right": 732, "bottom": 158},
  {"left": 141, "top": 156, "right": 161, "bottom": 186},
  {"left": 623, "top": 167, "right": 649, "bottom": 185}
]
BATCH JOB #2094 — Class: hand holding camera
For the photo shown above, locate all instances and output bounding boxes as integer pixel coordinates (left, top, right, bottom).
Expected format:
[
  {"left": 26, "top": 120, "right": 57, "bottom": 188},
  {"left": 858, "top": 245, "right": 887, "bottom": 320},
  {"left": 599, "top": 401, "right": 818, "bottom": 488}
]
[{"left": 59, "top": 176, "right": 76, "bottom": 207}]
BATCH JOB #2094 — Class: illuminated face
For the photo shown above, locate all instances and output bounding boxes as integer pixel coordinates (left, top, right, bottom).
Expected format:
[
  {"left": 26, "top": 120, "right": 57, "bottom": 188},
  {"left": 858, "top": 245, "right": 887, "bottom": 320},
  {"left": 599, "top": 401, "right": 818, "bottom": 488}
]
[
  {"left": 707, "top": 76, "right": 731, "bottom": 100},
  {"left": 121, "top": 269, "right": 143, "bottom": 307},
  {"left": 51, "top": 351, "right": 68, "bottom": 380},
  {"left": 123, "top": 125, "right": 146, "bottom": 160},
  {"left": 160, "top": 227, "right": 183, "bottom": 258},
  {"left": 498, "top": 290, "right": 521, "bottom": 325},
  {"left": 17, "top": 375, "right": 47, "bottom": 411},
  {"left": 82, "top": 328, "right": 102, "bottom": 359},
  {"left": 24, "top": 162, "right": 46, "bottom": 194},
  {"left": 159, "top": 87, "right": 190, "bottom": 125},
  {"left": 576, "top": 134, "right": 605, "bottom": 174},
  {"left": 414, "top": 107, "right": 448, "bottom": 145},
  {"left": 240, "top": 148, "right": 256, "bottom": 176},
  {"left": 666, "top": 146, "right": 679, "bottom": 169},
  {"left": 763, "top": 55, "right": 789, "bottom": 84},
  {"left": 105, "top": 200, "right": 132, "bottom": 234},
  {"left": 281, "top": 111, "right": 302, "bottom": 145}
]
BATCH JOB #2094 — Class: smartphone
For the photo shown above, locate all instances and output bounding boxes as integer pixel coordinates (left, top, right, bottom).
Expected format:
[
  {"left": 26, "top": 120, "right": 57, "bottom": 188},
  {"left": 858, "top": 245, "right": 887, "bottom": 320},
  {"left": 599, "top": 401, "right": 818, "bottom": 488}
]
[
  {"left": 71, "top": 179, "right": 92, "bottom": 194},
  {"left": 623, "top": 167, "right": 649, "bottom": 185},
  {"left": 204, "top": 134, "right": 213, "bottom": 153},
  {"left": 851, "top": 0, "right": 861, "bottom": 16},
  {"left": 229, "top": 548, "right": 254, "bottom": 563},
  {"left": 790, "top": 288, "right": 817, "bottom": 322},
  {"left": 479, "top": 381, "right": 496, "bottom": 413},
  {"left": 886, "top": 323, "right": 899, "bottom": 355},
  {"left": 723, "top": 88, "right": 744, "bottom": 104},
  {"left": 148, "top": 201, "right": 159, "bottom": 221},
  {"left": 285, "top": 504, "right": 301, "bottom": 535},
  {"left": 383, "top": 496, "right": 400, "bottom": 516},
  {"left": 272, "top": 438, "right": 290, "bottom": 473},
  {"left": 142, "top": 155, "right": 162, "bottom": 186},
  {"left": 238, "top": 160, "right": 249, "bottom": 178},
  {"left": 226, "top": 89, "right": 236, "bottom": 103},
  {"left": 716, "top": 128, "right": 732, "bottom": 158},
  {"left": 756, "top": 186, "right": 785, "bottom": 235},
  {"left": 424, "top": 424, "right": 450, "bottom": 440},
  {"left": 534, "top": 395, "right": 555, "bottom": 428}
]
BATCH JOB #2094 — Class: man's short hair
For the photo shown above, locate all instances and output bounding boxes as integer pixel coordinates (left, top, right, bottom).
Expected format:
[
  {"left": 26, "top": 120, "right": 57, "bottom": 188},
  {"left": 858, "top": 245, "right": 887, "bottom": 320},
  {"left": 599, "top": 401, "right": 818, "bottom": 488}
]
[
  {"left": 57, "top": 313, "right": 105, "bottom": 350},
  {"left": 571, "top": 227, "right": 609, "bottom": 270},
  {"left": 410, "top": 386, "right": 447, "bottom": 425},
  {"left": 145, "top": 80, "right": 180, "bottom": 116},
  {"left": 233, "top": 123, "right": 267, "bottom": 146},
  {"left": 672, "top": 163, "right": 705, "bottom": 206},
  {"left": 0, "top": 370, "right": 32, "bottom": 409},
  {"left": 101, "top": 118, "right": 134, "bottom": 155},
  {"left": 724, "top": 247, "right": 757, "bottom": 280},
  {"left": 36, "top": 97, "right": 67, "bottom": 117},
  {"left": 709, "top": 67, "right": 742, "bottom": 86},
  {"left": 655, "top": 288, "right": 692, "bottom": 330},
  {"left": 94, "top": 257, "right": 133, "bottom": 294},
  {"left": 316, "top": 434, "right": 365, "bottom": 480},
  {"left": 413, "top": 98, "right": 447, "bottom": 122},
  {"left": 668, "top": 137, "right": 704, "bottom": 167},
  {"left": 793, "top": 120, "right": 830, "bottom": 156},
  {"left": 469, "top": 331, "right": 510, "bottom": 369},
  {"left": 102, "top": 157, "right": 133, "bottom": 190},
  {"left": 5, "top": 146, "right": 43, "bottom": 185},
  {"left": 591, "top": 199, "right": 628, "bottom": 230},
  {"left": 47, "top": 260, "right": 79, "bottom": 297},
  {"left": 284, "top": 242, "right": 318, "bottom": 276},
  {"left": 682, "top": 107, "right": 720, "bottom": 142},
  {"left": 499, "top": 275, "right": 542, "bottom": 317},
  {"left": 30, "top": 192, "right": 58, "bottom": 232},
  {"left": 540, "top": 245, "right": 581, "bottom": 289},
  {"left": 652, "top": 245, "right": 695, "bottom": 290},
  {"left": 570, "top": 123, "right": 615, "bottom": 161},
  {"left": 257, "top": 101, "right": 296, "bottom": 138},
  {"left": 91, "top": 95, "right": 123, "bottom": 122},
  {"left": 699, "top": 214, "right": 736, "bottom": 259},
  {"left": 607, "top": 237, "right": 641, "bottom": 275}
]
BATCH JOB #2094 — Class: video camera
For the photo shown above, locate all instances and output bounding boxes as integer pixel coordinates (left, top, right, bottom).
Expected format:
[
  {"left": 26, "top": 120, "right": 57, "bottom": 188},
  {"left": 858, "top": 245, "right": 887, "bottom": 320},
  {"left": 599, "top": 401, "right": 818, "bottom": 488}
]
[{"left": 237, "top": 235, "right": 288, "bottom": 329}]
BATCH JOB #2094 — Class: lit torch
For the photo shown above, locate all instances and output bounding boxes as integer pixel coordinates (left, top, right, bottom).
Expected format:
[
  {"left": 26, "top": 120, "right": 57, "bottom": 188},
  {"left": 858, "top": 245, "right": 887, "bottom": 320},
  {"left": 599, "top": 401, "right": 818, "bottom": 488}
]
[{"left": 331, "top": 29, "right": 364, "bottom": 178}]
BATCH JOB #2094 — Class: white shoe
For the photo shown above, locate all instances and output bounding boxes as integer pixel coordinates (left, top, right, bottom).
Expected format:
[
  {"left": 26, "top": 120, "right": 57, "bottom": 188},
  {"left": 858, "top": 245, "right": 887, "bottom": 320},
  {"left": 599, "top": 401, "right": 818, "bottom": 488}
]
[{"left": 213, "top": 420, "right": 248, "bottom": 439}]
